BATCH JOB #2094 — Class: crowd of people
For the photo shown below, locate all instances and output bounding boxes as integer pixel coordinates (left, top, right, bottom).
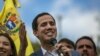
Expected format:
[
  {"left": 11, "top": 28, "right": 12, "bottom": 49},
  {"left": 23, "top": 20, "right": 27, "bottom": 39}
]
[
  {"left": 0, "top": 12, "right": 98, "bottom": 56},
  {"left": 30, "top": 12, "right": 97, "bottom": 56}
]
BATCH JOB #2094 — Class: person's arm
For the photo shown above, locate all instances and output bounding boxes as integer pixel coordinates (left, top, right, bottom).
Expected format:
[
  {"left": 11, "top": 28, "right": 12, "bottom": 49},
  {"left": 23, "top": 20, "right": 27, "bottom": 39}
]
[
  {"left": 55, "top": 43, "right": 73, "bottom": 56},
  {"left": 18, "top": 23, "right": 28, "bottom": 56}
]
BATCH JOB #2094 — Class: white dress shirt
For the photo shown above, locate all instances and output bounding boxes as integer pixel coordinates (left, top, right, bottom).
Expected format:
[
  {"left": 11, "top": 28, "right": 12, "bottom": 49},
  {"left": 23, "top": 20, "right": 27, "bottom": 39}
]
[{"left": 41, "top": 46, "right": 59, "bottom": 56}]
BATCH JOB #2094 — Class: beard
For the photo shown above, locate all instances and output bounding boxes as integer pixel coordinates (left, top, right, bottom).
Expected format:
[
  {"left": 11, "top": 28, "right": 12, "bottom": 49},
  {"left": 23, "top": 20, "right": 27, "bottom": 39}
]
[{"left": 82, "top": 52, "right": 88, "bottom": 56}]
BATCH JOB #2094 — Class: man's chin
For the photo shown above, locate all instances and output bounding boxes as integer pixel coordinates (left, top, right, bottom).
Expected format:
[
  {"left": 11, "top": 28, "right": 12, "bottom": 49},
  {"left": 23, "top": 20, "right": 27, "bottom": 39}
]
[
  {"left": 82, "top": 53, "right": 88, "bottom": 56},
  {"left": 0, "top": 53, "right": 6, "bottom": 56}
]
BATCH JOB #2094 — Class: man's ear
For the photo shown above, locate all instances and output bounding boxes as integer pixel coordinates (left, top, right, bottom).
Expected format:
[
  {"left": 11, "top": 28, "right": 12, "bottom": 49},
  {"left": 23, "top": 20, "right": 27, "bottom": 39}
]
[{"left": 33, "top": 30, "right": 38, "bottom": 37}]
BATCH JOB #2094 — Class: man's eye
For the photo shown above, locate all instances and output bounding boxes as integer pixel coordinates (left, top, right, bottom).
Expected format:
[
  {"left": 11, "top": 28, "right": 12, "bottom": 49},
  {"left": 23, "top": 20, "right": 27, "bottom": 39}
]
[
  {"left": 41, "top": 22, "right": 47, "bottom": 27},
  {"left": 78, "top": 45, "right": 84, "bottom": 49},
  {"left": 66, "top": 45, "right": 72, "bottom": 49},
  {"left": 86, "top": 45, "right": 92, "bottom": 49},
  {"left": 50, "top": 22, "right": 55, "bottom": 26}
]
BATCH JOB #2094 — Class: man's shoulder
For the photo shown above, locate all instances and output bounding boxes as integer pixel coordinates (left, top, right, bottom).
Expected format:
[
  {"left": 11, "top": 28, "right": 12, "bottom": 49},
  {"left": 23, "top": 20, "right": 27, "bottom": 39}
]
[
  {"left": 30, "top": 49, "right": 43, "bottom": 56},
  {"left": 30, "top": 52, "right": 38, "bottom": 56}
]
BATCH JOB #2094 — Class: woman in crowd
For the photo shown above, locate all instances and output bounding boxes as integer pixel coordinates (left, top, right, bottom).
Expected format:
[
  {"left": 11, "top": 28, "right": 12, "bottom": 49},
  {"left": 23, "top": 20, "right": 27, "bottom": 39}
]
[{"left": 0, "top": 23, "right": 27, "bottom": 56}]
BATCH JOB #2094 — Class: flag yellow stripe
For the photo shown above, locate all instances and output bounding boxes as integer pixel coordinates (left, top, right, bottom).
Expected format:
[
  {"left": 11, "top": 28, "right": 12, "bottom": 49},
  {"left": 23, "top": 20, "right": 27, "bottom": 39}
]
[{"left": 0, "top": 0, "right": 34, "bottom": 56}]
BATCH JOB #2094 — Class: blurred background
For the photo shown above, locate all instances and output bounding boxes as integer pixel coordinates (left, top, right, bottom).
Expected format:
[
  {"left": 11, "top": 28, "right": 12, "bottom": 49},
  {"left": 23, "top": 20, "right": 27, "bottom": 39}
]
[{"left": 0, "top": 0, "right": 100, "bottom": 55}]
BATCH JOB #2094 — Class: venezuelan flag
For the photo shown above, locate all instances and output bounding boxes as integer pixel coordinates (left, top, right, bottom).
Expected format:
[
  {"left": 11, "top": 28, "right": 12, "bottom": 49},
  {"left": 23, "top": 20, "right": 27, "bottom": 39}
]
[{"left": 0, "top": 0, "right": 34, "bottom": 56}]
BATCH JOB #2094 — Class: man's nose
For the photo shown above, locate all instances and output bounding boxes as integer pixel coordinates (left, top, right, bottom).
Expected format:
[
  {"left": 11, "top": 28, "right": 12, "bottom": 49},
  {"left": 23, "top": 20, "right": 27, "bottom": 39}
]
[
  {"left": 0, "top": 43, "right": 3, "bottom": 48},
  {"left": 46, "top": 23, "right": 52, "bottom": 29},
  {"left": 83, "top": 46, "right": 87, "bottom": 50},
  {"left": 82, "top": 46, "right": 88, "bottom": 52}
]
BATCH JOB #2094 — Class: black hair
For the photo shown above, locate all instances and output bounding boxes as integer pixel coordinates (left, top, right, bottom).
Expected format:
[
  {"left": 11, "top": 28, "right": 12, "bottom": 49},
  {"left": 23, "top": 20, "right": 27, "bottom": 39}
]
[
  {"left": 75, "top": 36, "right": 97, "bottom": 55},
  {"left": 58, "top": 38, "right": 75, "bottom": 49},
  {"left": 0, "top": 33, "right": 17, "bottom": 56},
  {"left": 32, "top": 12, "right": 55, "bottom": 31}
]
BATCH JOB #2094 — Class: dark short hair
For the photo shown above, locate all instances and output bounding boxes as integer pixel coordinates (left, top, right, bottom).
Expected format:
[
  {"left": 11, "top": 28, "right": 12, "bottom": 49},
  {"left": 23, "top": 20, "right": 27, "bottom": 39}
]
[
  {"left": 32, "top": 12, "right": 55, "bottom": 31},
  {"left": 0, "top": 33, "right": 17, "bottom": 56},
  {"left": 75, "top": 36, "right": 97, "bottom": 55},
  {"left": 58, "top": 38, "right": 75, "bottom": 49}
]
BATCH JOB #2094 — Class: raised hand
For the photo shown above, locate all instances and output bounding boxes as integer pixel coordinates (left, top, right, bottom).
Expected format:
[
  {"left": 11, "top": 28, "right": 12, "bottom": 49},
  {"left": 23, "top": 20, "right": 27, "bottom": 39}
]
[{"left": 18, "top": 23, "right": 28, "bottom": 56}]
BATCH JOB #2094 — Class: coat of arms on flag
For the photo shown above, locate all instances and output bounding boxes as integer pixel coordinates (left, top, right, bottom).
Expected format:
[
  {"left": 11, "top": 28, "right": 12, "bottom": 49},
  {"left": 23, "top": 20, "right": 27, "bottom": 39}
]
[{"left": 0, "top": 0, "right": 34, "bottom": 56}]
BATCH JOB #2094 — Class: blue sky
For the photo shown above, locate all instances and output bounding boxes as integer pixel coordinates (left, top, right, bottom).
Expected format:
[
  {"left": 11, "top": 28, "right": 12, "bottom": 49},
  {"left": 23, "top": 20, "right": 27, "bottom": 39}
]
[{"left": 0, "top": 0, "right": 100, "bottom": 43}]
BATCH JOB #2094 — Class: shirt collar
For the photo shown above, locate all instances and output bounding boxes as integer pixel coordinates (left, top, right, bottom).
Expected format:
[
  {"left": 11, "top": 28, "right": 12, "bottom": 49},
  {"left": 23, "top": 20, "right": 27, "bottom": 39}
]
[
  {"left": 41, "top": 46, "right": 59, "bottom": 56},
  {"left": 41, "top": 46, "right": 47, "bottom": 55}
]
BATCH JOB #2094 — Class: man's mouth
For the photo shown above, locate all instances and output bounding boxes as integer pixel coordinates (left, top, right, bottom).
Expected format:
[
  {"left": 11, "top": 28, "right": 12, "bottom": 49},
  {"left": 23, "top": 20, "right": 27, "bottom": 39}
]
[
  {"left": 47, "top": 32, "right": 53, "bottom": 35},
  {"left": 82, "top": 53, "right": 88, "bottom": 56},
  {"left": 45, "top": 31, "right": 54, "bottom": 36}
]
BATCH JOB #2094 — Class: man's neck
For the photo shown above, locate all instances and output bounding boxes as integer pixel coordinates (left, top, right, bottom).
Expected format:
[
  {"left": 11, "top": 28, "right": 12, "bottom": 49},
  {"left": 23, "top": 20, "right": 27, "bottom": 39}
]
[{"left": 41, "top": 43, "right": 55, "bottom": 52}]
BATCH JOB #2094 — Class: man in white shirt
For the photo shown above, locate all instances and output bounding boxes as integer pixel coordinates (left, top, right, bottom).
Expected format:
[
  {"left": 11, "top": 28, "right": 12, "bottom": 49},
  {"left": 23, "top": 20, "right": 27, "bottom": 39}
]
[{"left": 30, "top": 12, "right": 59, "bottom": 56}]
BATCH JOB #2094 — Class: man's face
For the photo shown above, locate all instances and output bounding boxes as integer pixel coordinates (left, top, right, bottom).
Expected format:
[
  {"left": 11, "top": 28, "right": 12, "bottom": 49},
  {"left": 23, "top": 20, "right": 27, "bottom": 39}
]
[
  {"left": 0, "top": 36, "right": 12, "bottom": 56},
  {"left": 34, "top": 15, "right": 57, "bottom": 43},
  {"left": 76, "top": 39, "right": 96, "bottom": 56},
  {"left": 60, "top": 42, "right": 74, "bottom": 53},
  {"left": 60, "top": 42, "right": 74, "bottom": 56}
]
